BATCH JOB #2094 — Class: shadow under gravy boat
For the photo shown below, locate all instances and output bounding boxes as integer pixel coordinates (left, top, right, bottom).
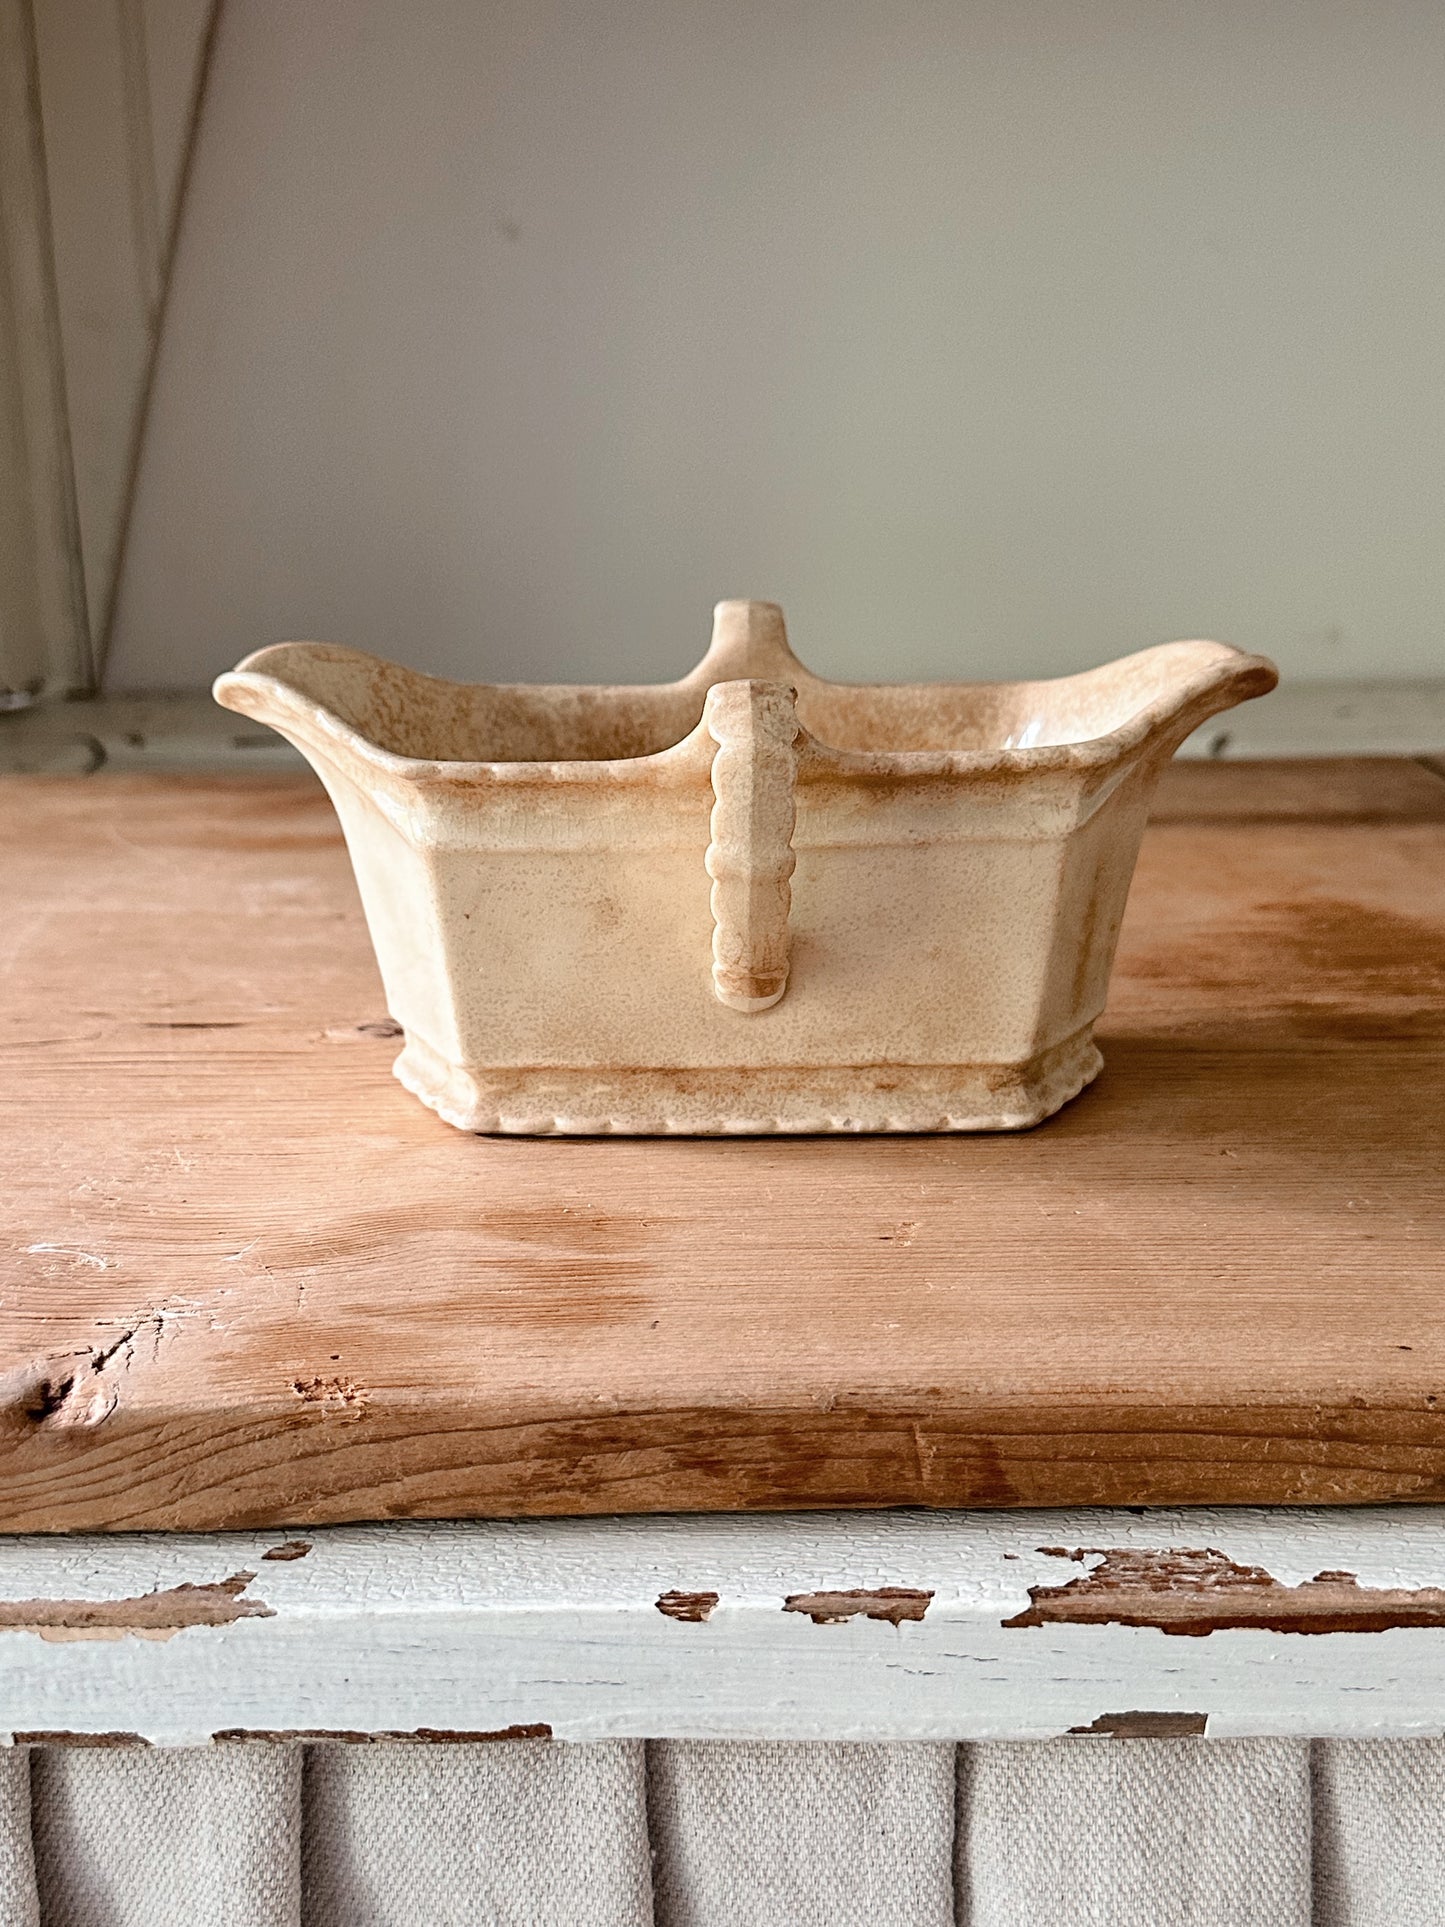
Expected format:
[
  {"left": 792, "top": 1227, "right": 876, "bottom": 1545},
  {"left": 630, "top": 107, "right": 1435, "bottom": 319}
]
[{"left": 215, "top": 600, "right": 1276, "bottom": 1134}]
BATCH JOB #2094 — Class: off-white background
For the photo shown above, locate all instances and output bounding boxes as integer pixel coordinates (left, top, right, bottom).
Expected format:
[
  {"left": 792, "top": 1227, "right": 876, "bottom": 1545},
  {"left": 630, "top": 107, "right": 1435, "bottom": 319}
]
[{"left": 107, "top": 0, "right": 1445, "bottom": 690}]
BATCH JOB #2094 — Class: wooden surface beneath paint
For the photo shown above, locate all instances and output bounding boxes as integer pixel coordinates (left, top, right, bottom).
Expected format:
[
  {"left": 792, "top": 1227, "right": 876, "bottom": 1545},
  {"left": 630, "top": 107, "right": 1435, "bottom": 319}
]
[{"left": 2, "top": 758, "right": 1444, "bottom": 1530}]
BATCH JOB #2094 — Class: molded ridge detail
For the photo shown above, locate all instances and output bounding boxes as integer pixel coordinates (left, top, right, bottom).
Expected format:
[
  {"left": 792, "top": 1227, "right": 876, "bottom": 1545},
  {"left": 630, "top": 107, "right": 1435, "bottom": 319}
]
[
  {"left": 704, "top": 680, "right": 800, "bottom": 1013},
  {"left": 392, "top": 1027, "right": 1103, "bottom": 1136}
]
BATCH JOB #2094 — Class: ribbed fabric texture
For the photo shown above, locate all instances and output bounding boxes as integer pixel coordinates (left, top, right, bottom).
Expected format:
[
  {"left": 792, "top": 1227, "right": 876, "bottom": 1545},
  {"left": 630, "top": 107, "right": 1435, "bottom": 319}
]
[
  {"left": 961, "top": 1739, "right": 1312, "bottom": 1927},
  {"left": 649, "top": 1740, "right": 956, "bottom": 1927},
  {"left": 302, "top": 1739, "right": 651, "bottom": 1927},
  {"left": 5, "top": 1738, "right": 1445, "bottom": 1925},
  {"left": 0, "top": 1755, "right": 36, "bottom": 1927},
  {"left": 1313, "top": 1740, "right": 1445, "bottom": 1927},
  {"left": 30, "top": 1744, "right": 299, "bottom": 1927}
]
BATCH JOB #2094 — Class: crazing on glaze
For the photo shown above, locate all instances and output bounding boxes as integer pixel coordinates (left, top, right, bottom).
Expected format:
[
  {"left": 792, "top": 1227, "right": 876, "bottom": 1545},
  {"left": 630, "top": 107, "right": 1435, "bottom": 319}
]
[{"left": 214, "top": 600, "right": 1276, "bottom": 1135}]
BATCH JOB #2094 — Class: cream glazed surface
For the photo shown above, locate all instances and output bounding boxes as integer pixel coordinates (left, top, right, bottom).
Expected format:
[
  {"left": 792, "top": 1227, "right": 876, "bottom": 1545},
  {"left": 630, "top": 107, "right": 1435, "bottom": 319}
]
[{"left": 214, "top": 600, "right": 1276, "bottom": 1134}]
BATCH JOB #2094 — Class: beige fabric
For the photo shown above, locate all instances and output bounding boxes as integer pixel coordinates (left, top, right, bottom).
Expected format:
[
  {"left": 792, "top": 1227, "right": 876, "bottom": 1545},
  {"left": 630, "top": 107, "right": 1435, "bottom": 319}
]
[
  {"left": 302, "top": 1739, "right": 651, "bottom": 1927},
  {"left": 0, "top": 1755, "right": 36, "bottom": 1927},
  {"left": 30, "top": 1743, "right": 299, "bottom": 1927},
  {"left": 959, "top": 1739, "right": 1312, "bottom": 1927},
  {"left": 648, "top": 1740, "right": 955, "bottom": 1927},
  {"left": 1313, "top": 1739, "right": 1445, "bottom": 1927},
  {"left": 4, "top": 1736, "right": 1445, "bottom": 1923}
]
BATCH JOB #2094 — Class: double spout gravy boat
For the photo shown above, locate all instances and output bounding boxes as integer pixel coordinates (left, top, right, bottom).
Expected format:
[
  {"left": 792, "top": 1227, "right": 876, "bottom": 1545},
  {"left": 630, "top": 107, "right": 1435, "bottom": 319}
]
[{"left": 215, "top": 601, "right": 1276, "bottom": 1135}]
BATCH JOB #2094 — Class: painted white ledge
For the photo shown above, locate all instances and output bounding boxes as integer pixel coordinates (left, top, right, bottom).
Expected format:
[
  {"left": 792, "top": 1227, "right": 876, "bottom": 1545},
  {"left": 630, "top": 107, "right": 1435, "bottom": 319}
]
[
  {"left": 0, "top": 692, "right": 303, "bottom": 772},
  {"left": 1174, "top": 677, "right": 1445, "bottom": 759},
  {"left": 4, "top": 1510, "right": 1445, "bottom": 1746},
  {"left": 0, "top": 682, "right": 1442, "bottom": 772}
]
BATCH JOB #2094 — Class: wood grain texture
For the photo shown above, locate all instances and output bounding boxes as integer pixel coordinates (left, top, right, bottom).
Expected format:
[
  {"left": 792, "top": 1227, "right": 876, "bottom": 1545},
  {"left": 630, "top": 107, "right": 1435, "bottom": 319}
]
[{"left": 2, "top": 760, "right": 1443, "bottom": 1530}]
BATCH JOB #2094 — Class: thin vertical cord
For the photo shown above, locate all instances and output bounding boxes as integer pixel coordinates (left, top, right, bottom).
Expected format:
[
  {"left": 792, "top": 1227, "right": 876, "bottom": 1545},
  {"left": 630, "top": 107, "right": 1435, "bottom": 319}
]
[
  {"left": 0, "top": 0, "right": 92, "bottom": 700},
  {"left": 94, "top": 0, "right": 225, "bottom": 685},
  {"left": 116, "top": 0, "right": 165, "bottom": 327}
]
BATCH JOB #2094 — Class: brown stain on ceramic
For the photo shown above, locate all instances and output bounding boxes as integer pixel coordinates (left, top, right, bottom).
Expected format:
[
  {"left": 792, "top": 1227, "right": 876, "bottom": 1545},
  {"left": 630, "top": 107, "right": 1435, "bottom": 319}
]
[
  {"left": 1007, "top": 1548, "right": 1445, "bottom": 1636},
  {"left": 1069, "top": 886, "right": 1104, "bottom": 1012},
  {"left": 0, "top": 1571, "right": 272, "bottom": 1642},
  {"left": 656, "top": 1590, "right": 719, "bottom": 1622},
  {"left": 784, "top": 1587, "right": 933, "bottom": 1626},
  {"left": 1069, "top": 1711, "right": 1208, "bottom": 1737}
]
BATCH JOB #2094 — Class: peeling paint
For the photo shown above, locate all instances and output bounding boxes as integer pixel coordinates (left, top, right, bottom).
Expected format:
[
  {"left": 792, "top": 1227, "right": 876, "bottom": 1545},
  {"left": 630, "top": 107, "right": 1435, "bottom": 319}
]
[
  {"left": 0, "top": 1571, "right": 273, "bottom": 1642},
  {"left": 1068, "top": 1711, "right": 1208, "bottom": 1737},
  {"left": 656, "top": 1590, "right": 719, "bottom": 1622},
  {"left": 6, "top": 1512, "right": 1445, "bottom": 1744},
  {"left": 212, "top": 1723, "right": 551, "bottom": 1744},
  {"left": 784, "top": 1587, "right": 932, "bottom": 1626},
  {"left": 1007, "top": 1548, "right": 1445, "bottom": 1636},
  {"left": 12, "top": 1731, "right": 150, "bottom": 1747},
  {"left": 261, "top": 1541, "right": 312, "bottom": 1562}
]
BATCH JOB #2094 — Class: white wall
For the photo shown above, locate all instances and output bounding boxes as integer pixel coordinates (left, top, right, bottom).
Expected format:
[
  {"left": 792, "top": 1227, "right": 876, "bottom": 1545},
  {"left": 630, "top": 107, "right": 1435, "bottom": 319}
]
[{"left": 109, "top": 0, "right": 1445, "bottom": 691}]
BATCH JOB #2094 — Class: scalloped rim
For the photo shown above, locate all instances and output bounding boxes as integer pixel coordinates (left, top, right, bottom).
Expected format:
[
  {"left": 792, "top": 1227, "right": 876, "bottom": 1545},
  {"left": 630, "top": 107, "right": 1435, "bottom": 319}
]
[
  {"left": 214, "top": 624, "right": 1278, "bottom": 792},
  {"left": 392, "top": 1029, "right": 1103, "bottom": 1136}
]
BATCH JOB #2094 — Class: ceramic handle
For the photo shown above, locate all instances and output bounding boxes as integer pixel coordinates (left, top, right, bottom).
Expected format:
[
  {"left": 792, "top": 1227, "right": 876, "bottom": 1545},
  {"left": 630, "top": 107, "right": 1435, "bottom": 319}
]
[{"left": 704, "top": 680, "right": 799, "bottom": 1013}]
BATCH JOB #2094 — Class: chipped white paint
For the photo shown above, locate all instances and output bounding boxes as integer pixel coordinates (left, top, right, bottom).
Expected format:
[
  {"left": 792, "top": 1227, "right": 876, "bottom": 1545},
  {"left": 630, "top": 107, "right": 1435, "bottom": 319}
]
[
  {"left": 4, "top": 1511, "right": 1445, "bottom": 1746},
  {"left": 1175, "top": 678, "right": 1445, "bottom": 758}
]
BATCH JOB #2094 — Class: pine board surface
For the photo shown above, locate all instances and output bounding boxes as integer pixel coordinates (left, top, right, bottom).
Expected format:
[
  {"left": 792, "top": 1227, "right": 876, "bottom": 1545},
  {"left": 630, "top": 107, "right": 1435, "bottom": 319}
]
[{"left": 2, "top": 759, "right": 1444, "bottom": 1529}]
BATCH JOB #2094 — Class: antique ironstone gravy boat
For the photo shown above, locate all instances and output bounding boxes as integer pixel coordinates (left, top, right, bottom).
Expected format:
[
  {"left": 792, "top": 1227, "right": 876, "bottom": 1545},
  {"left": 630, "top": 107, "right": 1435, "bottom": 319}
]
[{"left": 215, "top": 601, "right": 1276, "bottom": 1135}]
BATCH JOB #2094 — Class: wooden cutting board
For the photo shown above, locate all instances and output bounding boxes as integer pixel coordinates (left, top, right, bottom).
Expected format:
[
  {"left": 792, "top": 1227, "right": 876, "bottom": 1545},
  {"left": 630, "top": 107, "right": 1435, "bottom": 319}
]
[{"left": 2, "top": 758, "right": 1443, "bottom": 1530}]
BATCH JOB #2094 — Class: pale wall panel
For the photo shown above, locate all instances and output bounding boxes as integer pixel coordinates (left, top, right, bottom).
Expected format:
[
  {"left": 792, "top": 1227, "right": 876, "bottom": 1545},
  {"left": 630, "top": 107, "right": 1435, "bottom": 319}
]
[
  {"left": 109, "top": 0, "right": 1445, "bottom": 691},
  {"left": 31, "top": 0, "right": 214, "bottom": 651}
]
